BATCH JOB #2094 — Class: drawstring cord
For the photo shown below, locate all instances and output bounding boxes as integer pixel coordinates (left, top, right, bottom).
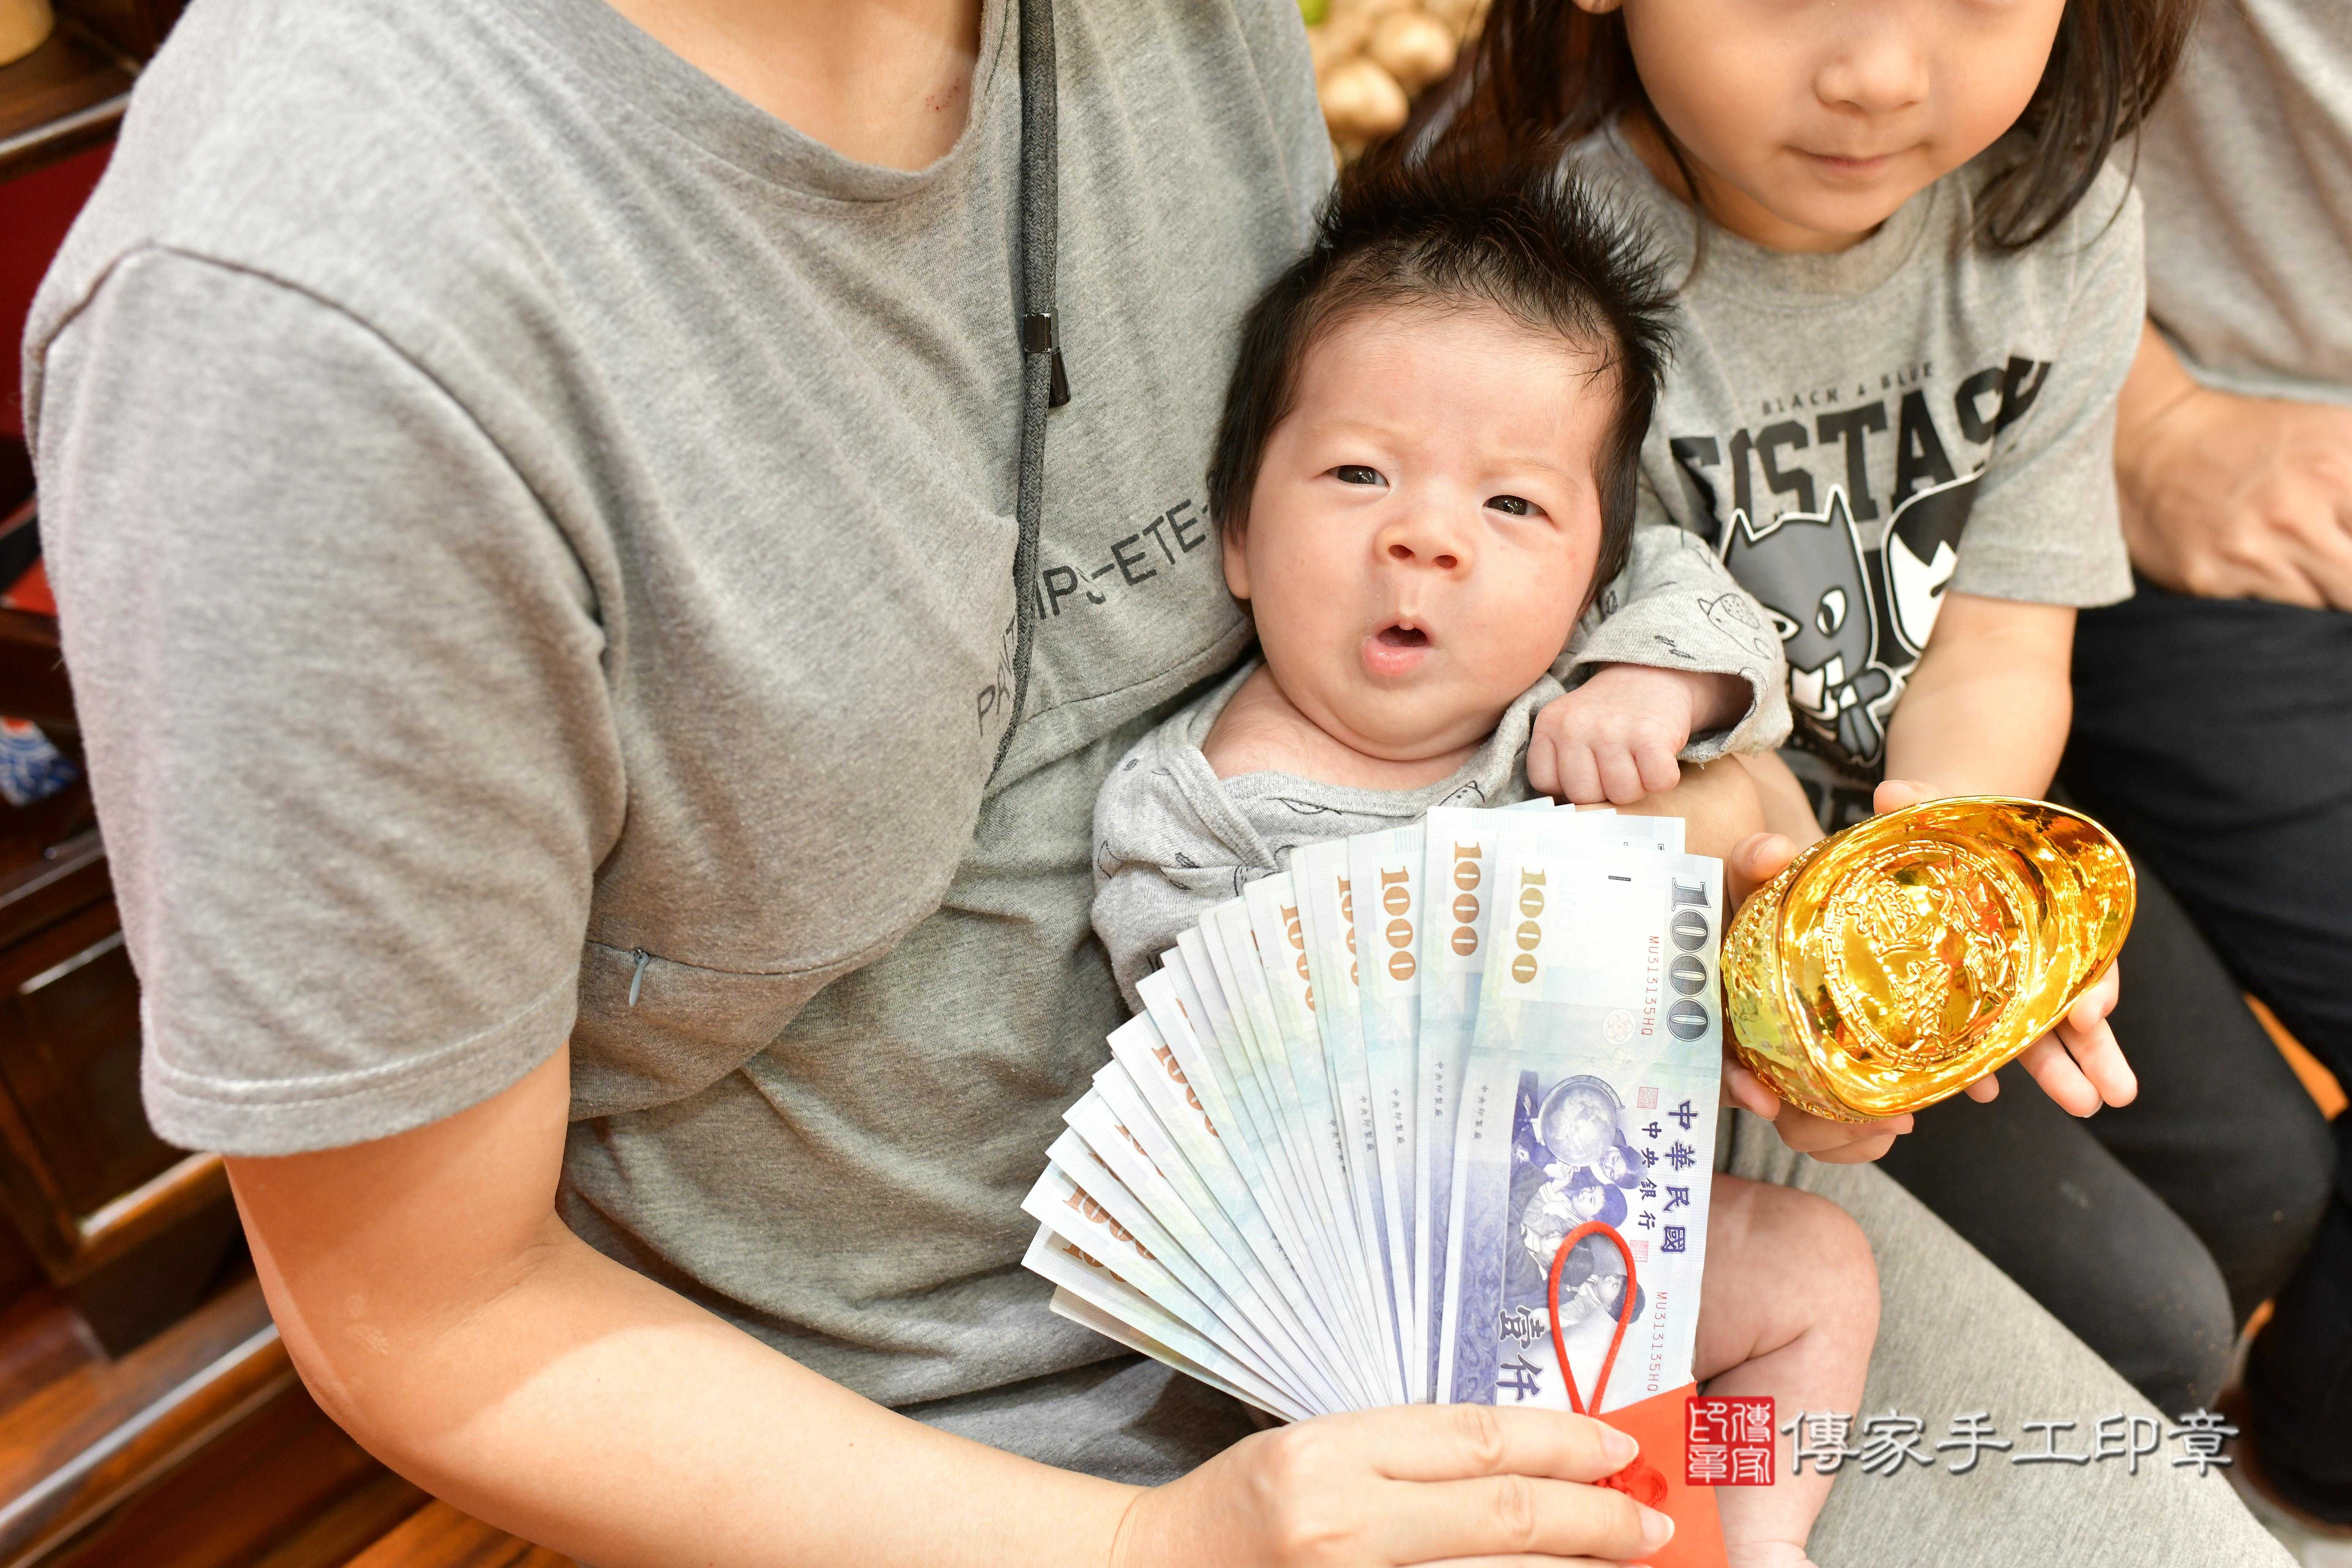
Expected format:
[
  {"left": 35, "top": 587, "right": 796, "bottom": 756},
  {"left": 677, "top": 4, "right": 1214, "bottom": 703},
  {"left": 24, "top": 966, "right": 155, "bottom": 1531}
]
[{"left": 991, "top": 0, "right": 1063, "bottom": 779}]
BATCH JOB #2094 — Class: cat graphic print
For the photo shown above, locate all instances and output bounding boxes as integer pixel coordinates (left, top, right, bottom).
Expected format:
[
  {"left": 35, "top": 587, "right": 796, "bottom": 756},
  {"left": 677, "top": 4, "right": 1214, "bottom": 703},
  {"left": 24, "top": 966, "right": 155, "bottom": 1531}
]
[{"left": 1718, "top": 471, "right": 1975, "bottom": 772}]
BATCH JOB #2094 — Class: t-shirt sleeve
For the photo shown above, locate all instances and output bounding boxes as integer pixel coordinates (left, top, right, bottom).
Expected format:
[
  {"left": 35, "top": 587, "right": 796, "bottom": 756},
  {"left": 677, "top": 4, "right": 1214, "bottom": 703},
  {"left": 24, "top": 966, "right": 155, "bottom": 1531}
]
[
  {"left": 1945, "top": 172, "right": 2143, "bottom": 607},
  {"left": 1552, "top": 526, "right": 1793, "bottom": 759},
  {"left": 36, "top": 249, "right": 624, "bottom": 1155}
]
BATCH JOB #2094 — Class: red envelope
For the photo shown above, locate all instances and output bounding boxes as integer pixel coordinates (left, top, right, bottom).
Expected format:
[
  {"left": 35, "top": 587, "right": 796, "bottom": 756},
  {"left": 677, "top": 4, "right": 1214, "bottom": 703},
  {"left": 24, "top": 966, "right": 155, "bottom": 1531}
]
[
  {"left": 1590, "top": 1383, "right": 1728, "bottom": 1568},
  {"left": 1547, "top": 1223, "right": 1728, "bottom": 1568}
]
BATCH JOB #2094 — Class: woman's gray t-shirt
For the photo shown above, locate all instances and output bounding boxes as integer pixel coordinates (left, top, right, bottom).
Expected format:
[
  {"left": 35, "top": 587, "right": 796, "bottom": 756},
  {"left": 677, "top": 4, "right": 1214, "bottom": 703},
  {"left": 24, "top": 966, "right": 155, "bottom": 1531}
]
[{"left": 25, "top": 0, "right": 1331, "bottom": 1434}]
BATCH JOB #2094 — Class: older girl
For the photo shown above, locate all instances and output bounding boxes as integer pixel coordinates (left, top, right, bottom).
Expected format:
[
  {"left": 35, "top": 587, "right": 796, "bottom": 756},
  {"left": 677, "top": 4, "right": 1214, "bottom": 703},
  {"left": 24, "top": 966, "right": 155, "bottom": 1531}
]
[{"left": 1446, "top": 0, "right": 2334, "bottom": 1429}]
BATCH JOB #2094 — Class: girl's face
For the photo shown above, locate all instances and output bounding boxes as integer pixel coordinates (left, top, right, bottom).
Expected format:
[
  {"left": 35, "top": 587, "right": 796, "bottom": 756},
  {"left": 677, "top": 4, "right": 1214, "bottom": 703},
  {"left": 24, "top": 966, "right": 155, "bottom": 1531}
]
[
  {"left": 1588, "top": 0, "right": 2067, "bottom": 253},
  {"left": 1226, "top": 303, "right": 1609, "bottom": 765}
]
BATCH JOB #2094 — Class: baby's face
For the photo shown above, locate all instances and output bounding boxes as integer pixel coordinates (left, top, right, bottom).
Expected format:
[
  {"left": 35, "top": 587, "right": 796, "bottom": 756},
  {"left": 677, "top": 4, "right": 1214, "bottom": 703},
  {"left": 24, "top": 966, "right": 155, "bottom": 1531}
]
[{"left": 1226, "top": 305, "right": 1611, "bottom": 763}]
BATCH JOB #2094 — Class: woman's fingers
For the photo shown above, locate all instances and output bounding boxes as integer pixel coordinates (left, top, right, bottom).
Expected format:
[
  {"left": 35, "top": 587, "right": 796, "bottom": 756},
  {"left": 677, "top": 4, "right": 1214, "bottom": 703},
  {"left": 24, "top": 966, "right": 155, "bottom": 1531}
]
[
  {"left": 1963, "top": 1074, "right": 2001, "bottom": 1103},
  {"left": 1380, "top": 1475, "right": 1669, "bottom": 1565},
  {"left": 1366, "top": 1404, "right": 1636, "bottom": 1484}
]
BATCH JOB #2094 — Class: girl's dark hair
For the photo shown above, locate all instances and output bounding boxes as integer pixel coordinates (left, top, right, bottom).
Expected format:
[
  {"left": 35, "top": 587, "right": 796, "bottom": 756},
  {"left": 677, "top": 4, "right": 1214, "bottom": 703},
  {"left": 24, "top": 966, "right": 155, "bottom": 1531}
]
[
  {"left": 1433, "top": 0, "right": 2199, "bottom": 251},
  {"left": 1206, "top": 142, "right": 1674, "bottom": 597}
]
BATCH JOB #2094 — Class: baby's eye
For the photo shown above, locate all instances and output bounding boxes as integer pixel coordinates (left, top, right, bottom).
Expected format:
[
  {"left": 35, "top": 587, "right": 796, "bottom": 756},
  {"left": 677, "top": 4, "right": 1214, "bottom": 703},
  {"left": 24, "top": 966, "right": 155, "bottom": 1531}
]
[
  {"left": 1334, "top": 465, "right": 1385, "bottom": 487},
  {"left": 1486, "top": 494, "right": 1539, "bottom": 517}
]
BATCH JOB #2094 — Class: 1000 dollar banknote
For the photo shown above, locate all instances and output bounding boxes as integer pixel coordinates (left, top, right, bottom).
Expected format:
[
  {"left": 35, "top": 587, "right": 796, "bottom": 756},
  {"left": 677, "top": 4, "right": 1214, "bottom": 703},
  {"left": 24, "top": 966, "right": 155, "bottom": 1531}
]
[{"left": 1440, "top": 822, "right": 1721, "bottom": 1413}]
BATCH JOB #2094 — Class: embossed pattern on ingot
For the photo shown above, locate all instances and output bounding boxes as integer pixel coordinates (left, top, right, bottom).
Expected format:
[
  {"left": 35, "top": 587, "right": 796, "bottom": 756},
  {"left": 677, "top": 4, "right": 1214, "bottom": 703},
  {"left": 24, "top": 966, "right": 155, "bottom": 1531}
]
[{"left": 1724, "top": 798, "right": 2135, "bottom": 1122}]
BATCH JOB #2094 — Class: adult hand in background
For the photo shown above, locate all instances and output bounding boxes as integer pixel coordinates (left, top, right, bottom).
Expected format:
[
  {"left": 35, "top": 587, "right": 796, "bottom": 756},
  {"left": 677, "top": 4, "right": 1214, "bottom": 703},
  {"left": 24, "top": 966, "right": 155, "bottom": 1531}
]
[{"left": 2115, "top": 322, "right": 2352, "bottom": 610}]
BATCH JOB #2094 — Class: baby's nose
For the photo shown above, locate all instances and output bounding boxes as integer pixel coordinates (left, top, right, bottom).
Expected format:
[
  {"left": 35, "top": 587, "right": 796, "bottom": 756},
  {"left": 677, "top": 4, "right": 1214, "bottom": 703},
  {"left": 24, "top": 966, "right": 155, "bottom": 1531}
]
[{"left": 1386, "top": 540, "right": 1462, "bottom": 572}]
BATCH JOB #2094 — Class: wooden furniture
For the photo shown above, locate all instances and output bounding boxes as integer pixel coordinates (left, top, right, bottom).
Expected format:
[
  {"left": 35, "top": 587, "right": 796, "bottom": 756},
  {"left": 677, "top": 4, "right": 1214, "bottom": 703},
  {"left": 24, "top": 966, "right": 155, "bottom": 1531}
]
[
  {"left": 0, "top": 1270, "right": 576, "bottom": 1567},
  {"left": 0, "top": 501, "right": 240, "bottom": 1353},
  {"left": 0, "top": 0, "right": 176, "bottom": 183}
]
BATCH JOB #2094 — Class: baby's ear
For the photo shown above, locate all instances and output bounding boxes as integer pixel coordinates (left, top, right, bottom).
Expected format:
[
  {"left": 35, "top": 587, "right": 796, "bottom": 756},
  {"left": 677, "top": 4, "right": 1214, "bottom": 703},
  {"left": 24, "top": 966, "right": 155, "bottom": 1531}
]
[{"left": 1220, "top": 518, "right": 1252, "bottom": 601}]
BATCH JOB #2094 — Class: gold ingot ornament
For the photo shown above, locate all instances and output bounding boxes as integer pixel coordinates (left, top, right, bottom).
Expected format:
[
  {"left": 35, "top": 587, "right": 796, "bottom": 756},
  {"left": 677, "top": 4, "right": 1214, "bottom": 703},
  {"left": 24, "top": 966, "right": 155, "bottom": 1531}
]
[{"left": 1725, "top": 797, "right": 2135, "bottom": 1122}]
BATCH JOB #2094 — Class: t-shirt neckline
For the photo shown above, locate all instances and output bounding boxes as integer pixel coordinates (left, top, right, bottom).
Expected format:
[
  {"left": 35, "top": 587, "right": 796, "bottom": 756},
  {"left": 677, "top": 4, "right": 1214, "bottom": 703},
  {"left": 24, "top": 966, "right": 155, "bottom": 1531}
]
[
  {"left": 497, "top": 0, "right": 1014, "bottom": 202},
  {"left": 1597, "top": 119, "right": 1937, "bottom": 306}
]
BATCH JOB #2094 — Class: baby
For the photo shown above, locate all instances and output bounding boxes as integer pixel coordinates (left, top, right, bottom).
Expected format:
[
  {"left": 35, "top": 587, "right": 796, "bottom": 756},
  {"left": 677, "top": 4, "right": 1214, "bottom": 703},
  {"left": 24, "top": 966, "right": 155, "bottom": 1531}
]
[{"left": 1093, "top": 150, "right": 1876, "bottom": 1568}]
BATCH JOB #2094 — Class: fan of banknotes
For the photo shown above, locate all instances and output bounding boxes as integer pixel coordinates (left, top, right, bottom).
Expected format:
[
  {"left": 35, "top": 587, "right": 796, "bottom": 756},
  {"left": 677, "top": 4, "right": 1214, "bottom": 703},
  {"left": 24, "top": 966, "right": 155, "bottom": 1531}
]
[{"left": 1024, "top": 800, "right": 1729, "bottom": 1421}]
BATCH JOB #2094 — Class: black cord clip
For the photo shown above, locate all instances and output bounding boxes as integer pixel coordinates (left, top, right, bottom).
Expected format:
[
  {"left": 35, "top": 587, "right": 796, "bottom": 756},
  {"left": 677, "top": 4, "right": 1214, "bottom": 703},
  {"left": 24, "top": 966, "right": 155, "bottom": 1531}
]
[{"left": 1021, "top": 311, "right": 1072, "bottom": 408}]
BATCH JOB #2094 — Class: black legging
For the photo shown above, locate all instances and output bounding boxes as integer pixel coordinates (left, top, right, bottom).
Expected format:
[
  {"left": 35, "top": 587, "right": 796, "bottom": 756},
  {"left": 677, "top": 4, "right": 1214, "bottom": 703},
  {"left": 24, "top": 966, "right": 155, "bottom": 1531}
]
[
  {"left": 1875, "top": 863, "right": 2336, "bottom": 1421},
  {"left": 2063, "top": 580, "right": 2352, "bottom": 1519}
]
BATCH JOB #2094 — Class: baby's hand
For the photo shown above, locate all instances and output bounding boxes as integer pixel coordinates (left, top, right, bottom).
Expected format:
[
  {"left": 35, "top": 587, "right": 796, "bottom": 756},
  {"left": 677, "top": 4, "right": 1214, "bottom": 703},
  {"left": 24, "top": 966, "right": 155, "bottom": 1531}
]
[{"left": 1530, "top": 665, "right": 1743, "bottom": 805}]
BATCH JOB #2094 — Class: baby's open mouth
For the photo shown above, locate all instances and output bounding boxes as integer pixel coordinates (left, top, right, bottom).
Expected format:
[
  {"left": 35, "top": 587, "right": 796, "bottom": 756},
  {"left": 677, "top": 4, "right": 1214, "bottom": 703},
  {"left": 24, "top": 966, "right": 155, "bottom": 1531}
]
[{"left": 1375, "top": 625, "right": 1429, "bottom": 649}]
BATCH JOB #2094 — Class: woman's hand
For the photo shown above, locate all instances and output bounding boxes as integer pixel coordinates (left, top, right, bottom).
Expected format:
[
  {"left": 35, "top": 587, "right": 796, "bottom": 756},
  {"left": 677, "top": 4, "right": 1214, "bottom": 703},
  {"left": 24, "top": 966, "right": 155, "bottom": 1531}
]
[
  {"left": 1111, "top": 1405, "right": 1675, "bottom": 1568},
  {"left": 2116, "top": 324, "right": 2352, "bottom": 609}
]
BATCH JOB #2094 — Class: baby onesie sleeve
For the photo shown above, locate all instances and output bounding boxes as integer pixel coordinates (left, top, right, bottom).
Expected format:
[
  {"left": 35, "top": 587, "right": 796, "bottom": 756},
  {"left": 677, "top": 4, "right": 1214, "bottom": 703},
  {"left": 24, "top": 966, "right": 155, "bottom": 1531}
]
[
  {"left": 1090, "top": 706, "right": 1277, "bottom": 1008},
  {"left": 1551, "top": 525, "right": 1793, "bottom": 760}
]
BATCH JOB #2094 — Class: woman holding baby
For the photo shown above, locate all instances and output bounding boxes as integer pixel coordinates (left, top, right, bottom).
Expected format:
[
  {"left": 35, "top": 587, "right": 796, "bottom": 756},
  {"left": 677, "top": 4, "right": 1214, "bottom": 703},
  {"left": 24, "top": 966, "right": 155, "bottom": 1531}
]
[{"left": 21, "top": 0, "right": 2301, "bottom": 1563}]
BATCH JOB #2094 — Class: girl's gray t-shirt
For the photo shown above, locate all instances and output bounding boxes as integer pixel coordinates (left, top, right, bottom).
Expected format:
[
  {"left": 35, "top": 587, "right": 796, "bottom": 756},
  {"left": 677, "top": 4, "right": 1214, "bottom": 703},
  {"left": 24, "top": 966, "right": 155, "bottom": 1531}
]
[
  {"left": 25, "top": 0, "right": 1332, "bottom": 1434},
  {"left": 1565, "top": 126, "right": 2143, "bottom": 829}
]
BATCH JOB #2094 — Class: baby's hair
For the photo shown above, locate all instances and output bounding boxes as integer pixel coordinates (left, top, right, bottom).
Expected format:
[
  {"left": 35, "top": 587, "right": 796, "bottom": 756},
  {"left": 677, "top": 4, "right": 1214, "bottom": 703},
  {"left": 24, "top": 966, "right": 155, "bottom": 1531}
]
[
  {"left": 1434, "top": 0, "right": 2197, "bottom": 251},
  {"left": 1207, "top": 144, "right": 1673, "bottom": 598}
]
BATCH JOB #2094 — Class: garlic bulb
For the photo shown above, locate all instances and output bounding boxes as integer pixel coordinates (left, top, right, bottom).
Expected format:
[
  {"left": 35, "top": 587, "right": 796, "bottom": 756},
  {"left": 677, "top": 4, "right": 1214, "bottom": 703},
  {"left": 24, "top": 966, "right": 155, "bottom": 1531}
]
[
  {"left": 1306, "top": 0, "right": 1485, "bottom": 156},
  {"left": 1318, "top": 55, "right": 1412, "bottom": 150}
]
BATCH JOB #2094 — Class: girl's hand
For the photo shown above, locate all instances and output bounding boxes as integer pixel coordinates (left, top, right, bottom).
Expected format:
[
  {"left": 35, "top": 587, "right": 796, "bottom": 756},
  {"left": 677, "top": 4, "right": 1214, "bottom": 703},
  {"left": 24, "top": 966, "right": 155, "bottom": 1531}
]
[
  {"left": 1111, "top": 1405, "right": 1675, "bottom": 1568},
  {"left": 1720, "top": 1057, "right": 1913, "bottom": 1166},
  {"left": 1954, "top": 962, "right": 2136, "bottom": 1114}
]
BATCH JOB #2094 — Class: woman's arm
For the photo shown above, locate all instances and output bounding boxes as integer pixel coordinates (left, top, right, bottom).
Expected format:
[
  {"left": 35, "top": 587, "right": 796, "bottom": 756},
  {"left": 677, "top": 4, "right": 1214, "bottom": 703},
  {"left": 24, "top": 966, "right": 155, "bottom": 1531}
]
[
  {"left": 231, "top": 1048, "right": 1134, "bottom": 1568},
  {"left": 233, "top": 1046, "right": 1669, "bottom": 1568}
]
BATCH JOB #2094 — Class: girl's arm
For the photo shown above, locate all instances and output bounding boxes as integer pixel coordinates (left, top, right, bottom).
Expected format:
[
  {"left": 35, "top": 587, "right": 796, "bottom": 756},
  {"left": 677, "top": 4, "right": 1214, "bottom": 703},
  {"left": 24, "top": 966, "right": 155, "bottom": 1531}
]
[
  {"left": 1881, "top": 591, "right": 2074, "bottom": 797},
  {"left": 231, "top": 1047, "right": 1668, "bottom": 1568}
]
